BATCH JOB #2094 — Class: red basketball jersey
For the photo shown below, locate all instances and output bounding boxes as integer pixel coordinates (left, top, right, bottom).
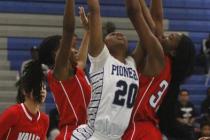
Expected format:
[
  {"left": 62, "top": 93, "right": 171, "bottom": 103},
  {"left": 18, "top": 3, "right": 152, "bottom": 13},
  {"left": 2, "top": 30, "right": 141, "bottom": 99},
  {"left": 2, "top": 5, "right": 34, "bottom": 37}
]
[
  {"left": 123, "top": 56, "right": 171, "bottom": 140},
  {"left": 47, "top": 68, "right": 91, "bottom": 133},
  {"left": 0, "top": 103, "right": 49, "bottom": 140}
]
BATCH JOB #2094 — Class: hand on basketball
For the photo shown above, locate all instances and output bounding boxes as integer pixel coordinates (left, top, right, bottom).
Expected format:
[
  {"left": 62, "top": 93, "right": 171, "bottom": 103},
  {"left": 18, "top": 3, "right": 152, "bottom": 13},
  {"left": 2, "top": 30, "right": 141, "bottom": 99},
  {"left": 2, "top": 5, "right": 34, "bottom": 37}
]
[{"left": 79, "top": 6, "right": 89, "bottom": 31}]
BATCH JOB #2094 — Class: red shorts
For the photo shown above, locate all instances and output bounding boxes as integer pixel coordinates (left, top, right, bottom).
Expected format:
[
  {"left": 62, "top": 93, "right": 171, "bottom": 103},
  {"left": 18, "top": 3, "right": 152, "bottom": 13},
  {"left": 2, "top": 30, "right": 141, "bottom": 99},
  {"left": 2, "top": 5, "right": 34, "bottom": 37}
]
[
  {"left": 123, "top": 122, "right": 162, "bottom": 140},
  {"left": 56, "top": 125, "right": 75, "bottom": 140}
]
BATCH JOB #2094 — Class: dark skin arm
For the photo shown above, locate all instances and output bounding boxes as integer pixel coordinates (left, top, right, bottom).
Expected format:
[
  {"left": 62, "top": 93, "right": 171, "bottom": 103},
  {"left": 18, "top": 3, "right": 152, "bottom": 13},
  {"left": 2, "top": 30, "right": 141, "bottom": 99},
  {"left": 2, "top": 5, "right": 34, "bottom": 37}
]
[
  {"left": 139, "top": 0, "right": 156, "bottom": 33},
  {"left": 87, "top": 0, "right": 104, "bottom": 57},
  {"left": 126, "top": 0, "right": 165, "bottom": 76},
  {"left": 150, "top": 0, "right": 164, "bottom": 38},
  {"left": 53, "top": 0, "right": 75, "bottom": 80},
  {"left": 77, "top": 6, "right": 90, "bottom": 69}
]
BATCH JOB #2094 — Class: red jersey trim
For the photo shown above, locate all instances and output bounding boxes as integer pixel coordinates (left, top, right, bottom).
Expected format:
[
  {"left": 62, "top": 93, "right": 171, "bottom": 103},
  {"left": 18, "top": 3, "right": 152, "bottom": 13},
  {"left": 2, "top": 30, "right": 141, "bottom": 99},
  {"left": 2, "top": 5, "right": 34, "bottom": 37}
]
[
  {"left": 59, "top": 81, "right": 78, "bottom": 125},
  {"left": 130, "top": 77, "right": 155, "bottom": 140}
]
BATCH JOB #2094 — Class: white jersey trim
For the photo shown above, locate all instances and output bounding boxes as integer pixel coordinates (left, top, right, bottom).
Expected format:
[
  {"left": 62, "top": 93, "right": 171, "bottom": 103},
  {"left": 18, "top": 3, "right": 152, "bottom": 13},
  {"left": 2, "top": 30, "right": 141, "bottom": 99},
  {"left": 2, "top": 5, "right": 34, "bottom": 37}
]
[
  {"left": 64, "top": 125, "right": 68, "bottom": 140},
  {"left": 21, "top": 103, "right": 32, "bottom": 121},
  {"left": 130, "top": 76, "right": 155, "bottom": 140},
  {"left": 59, "top": 81, "right": 78, "bottom": 126},
  {"left": 75, "top": 75, "right": 87, "bottom": 111},
  {"left": 20, "top": 103, "right": 41, "bottom": 122},
  {"left": 37, "top": 111, "right": 41, "bottom": 121},
  {"left": 5, "top": 128, "right": 11, "bottom": 140}
]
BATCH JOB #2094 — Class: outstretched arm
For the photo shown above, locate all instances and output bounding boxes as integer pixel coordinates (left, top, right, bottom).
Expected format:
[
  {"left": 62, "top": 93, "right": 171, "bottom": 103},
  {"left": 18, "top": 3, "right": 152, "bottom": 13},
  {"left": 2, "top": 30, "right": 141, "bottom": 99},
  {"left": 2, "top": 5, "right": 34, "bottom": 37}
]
[
  {"left": 126, "top": 0, "right": 165, "bottom": 76},
  {"left": 77, "top": 7, "right": 90, "bottom": 69},
  {"left": 87, "top": 0, "right": 104, "bottom": 57},
  {"left": 53, "top": 0, "right": 75, "bottom": 80},
  {"left": 150, "top": 0, "right": 164, "bottom": 38},
  {"left": 139, "top": 0, "right": 156, "bottom": 33}
]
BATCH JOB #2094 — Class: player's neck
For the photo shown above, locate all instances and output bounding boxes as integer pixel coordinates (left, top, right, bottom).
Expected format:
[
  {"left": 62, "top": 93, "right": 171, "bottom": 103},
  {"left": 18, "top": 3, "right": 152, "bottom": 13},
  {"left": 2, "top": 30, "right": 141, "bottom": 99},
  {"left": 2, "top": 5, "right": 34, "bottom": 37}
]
[
  {"left": 117, "top": 55, "right": 126, "bottom": 64},
  {"left": 24, "top": 100, "right": 40, "bottom": 115},
  {"left": 111, "top": 52, "right": 126, "bottom": 64}
]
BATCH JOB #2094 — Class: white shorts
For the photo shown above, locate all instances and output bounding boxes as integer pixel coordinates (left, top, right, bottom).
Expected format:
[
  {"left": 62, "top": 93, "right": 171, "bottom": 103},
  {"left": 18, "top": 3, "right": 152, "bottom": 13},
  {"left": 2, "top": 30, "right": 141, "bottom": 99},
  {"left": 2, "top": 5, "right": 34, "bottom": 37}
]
[{"left": 71, "top": 124, "right": 120, "bottom": 140}]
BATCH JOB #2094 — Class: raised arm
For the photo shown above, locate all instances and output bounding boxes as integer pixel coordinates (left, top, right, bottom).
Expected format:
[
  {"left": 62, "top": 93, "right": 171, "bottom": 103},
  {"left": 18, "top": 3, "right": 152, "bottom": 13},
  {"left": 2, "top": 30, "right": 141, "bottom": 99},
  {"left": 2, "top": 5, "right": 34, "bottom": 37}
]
[
  {"left": 53, "top": 0, "right": 75, "bottom": 80},
  {"left": 87, "top": 0, "right": 104, "bottom": 57},
  {"left": 150, "top": 0, "right": 164, "bottom": 38},
  {"left": 77, "top": 7, "right": 90, "bottom": 69},
  {"left": 139, "top": 0, "right": 156, "bottom": 33},
  {"left": 125, "top": 0, "right": 165, "bottom": 76}
]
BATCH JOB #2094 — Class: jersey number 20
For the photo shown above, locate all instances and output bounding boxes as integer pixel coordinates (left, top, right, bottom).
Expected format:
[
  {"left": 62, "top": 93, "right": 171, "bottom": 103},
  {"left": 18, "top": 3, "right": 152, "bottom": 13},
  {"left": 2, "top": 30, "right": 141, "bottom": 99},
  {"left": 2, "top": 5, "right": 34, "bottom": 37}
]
[
  {"left": 149, "top": 80, "right": 168, "bottom": 109},
  {"left": 113, "top": 80, "right": 138, "bottom": 108}
]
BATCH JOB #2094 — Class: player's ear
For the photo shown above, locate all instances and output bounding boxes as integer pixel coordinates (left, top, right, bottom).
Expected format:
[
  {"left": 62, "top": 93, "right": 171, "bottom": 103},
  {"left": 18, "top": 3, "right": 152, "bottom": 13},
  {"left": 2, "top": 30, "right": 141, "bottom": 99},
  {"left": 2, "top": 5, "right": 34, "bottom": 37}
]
[
  {"left": 21, "top": 89, "right": 27, "bottom": 96},
  {"left": 23, "top": 89, "right": 33, "bottom": 99}
]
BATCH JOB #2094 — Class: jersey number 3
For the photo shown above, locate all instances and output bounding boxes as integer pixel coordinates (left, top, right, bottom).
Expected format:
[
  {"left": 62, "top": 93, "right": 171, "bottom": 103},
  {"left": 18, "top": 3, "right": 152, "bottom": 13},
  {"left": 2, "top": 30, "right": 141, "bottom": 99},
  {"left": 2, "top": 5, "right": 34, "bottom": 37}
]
[
  {"left": 149, "top": 80, "right": 168, "bottom": 108},
  {"left": 113, "top": 80, "right": 138, "bottom": 108}
]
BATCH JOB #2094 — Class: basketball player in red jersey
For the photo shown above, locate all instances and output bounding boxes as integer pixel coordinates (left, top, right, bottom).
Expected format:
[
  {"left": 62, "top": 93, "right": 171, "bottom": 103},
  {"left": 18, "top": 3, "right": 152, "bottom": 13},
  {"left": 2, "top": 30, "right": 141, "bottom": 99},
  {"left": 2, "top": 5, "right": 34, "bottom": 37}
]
[
  {"left": 0, "top": 61, "right": 49, "bottom": 140},
  {"left": 123, "top": 0, "right": 195, "bottom": 139},
  {"left": 38, "top": 1, "right": 91, "bottom": 139}
]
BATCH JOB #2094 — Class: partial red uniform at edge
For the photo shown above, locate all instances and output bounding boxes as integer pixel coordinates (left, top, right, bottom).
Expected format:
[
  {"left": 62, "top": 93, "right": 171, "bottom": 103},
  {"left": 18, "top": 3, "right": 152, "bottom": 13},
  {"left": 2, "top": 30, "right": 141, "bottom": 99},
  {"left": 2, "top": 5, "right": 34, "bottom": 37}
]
[
  {"left": 47, "top": 68, "right": 91, "bottom": 140},
  {"left": 123, "top": 56, "right": 172, "bottom": 140},
  {"left": 0, "top": 103, "right": 49, "bottom": 140}
]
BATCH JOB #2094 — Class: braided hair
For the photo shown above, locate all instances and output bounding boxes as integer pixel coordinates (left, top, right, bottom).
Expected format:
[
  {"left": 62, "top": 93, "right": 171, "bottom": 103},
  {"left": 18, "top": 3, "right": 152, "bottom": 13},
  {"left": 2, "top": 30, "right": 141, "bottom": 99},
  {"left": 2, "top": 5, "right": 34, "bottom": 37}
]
[
  {"left": 171, "top": 35, "right": 196, "bottom": 84},
  {"left": 38, "top": 35, "right": 61, "bottom": 68},
  {"left": 16, "top": 60, "right": 45, "bottom": 104}
]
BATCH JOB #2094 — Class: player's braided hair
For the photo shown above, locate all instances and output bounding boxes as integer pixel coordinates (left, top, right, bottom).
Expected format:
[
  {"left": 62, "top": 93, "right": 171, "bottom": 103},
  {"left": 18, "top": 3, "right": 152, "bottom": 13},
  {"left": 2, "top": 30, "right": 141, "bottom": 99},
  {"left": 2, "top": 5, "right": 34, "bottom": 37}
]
[
  {"left": 171, "top": 35, "right": 195, "bottom": 84},
  {"left": 16, "top": 60, "right": 45, "bottom": 103},
  {"left": 158, "top": 35, "right": 196, "bottom": 136},
  {"left": 38, "top": 35, "right": 61, "bottom": 68}
]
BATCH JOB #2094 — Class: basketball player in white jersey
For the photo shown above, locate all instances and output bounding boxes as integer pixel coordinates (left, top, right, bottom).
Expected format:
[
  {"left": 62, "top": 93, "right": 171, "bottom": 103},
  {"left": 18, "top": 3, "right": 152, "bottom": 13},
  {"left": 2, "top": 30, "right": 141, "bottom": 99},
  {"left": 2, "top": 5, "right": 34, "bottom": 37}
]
[{"left": 71, "top": 0, "right": 165, "bottom": 139}]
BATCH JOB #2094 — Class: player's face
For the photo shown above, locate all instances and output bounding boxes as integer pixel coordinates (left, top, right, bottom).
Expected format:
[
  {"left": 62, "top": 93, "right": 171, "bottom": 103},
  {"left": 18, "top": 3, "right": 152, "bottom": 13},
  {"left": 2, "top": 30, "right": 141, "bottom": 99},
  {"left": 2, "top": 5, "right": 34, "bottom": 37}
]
[
  {"left": 161, "top": 33, "right": 183, "bottom": 55},
  {"left": 105, "top": 32, "right": 128, "bottom": 53},
  {"left": 40, "top": 83, "right": 47, "bottom": 103}
]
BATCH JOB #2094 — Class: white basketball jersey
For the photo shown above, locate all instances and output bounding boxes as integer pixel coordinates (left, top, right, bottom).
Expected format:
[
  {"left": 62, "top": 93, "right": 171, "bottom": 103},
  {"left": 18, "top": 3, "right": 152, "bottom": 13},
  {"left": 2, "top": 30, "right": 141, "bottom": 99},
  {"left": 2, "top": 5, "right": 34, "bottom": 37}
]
[{"left": 72, "top": 46, "right": 139, "bottom": 140}]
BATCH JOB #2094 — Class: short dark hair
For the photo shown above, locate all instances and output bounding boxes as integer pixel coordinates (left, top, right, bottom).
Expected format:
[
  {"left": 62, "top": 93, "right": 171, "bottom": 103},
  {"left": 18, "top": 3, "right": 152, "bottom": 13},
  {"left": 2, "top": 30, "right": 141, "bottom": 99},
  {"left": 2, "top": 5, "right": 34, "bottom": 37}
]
[
  {"left": 103, "top": 22, "right": 116, "bottom": 38},
  {"left": 171, "top": 35, "right": 195, "bottom": 84},
  {"left": 16, "top": 60, "right": 45, "bottom": 103},
  {"left": 16, "top": 87, "right": 25, "bottom": 103},
  {"left": 38, "top": 35, "right": 61, "bottom": 68},
  {"left": 179, "top": 89, "right": 189, "bottom": 95}
]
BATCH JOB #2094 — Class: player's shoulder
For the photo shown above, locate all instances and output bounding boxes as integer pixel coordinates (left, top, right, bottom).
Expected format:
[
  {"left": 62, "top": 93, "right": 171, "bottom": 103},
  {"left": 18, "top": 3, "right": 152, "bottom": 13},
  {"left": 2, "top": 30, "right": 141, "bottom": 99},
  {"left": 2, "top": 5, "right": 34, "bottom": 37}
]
[
  {"left": 125, "top": 56, "right": 136, "bottom": 67},
  {"left": 165, "top": 55, "right": 172, "bottom": 68},
  {"left": 1, "top": 104, "right": 22, "bottom": 117},
  {"left": 40, "top": 112, "right": 49, "bottom": 120},
  {"left": 47, "top": 69, "right": 55, "bottom": 83},
  {"left": 40, "top": 112, "right": 49, "bottom": 123},
  {"left": 75, "top": 67, "right": 86, "bottom": 77},
  {"left": 153, "top": 55, "right": 171, "bottom": 78},
  {"left": 7, "top": 104, "right": 21, "bottom": 112}
]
